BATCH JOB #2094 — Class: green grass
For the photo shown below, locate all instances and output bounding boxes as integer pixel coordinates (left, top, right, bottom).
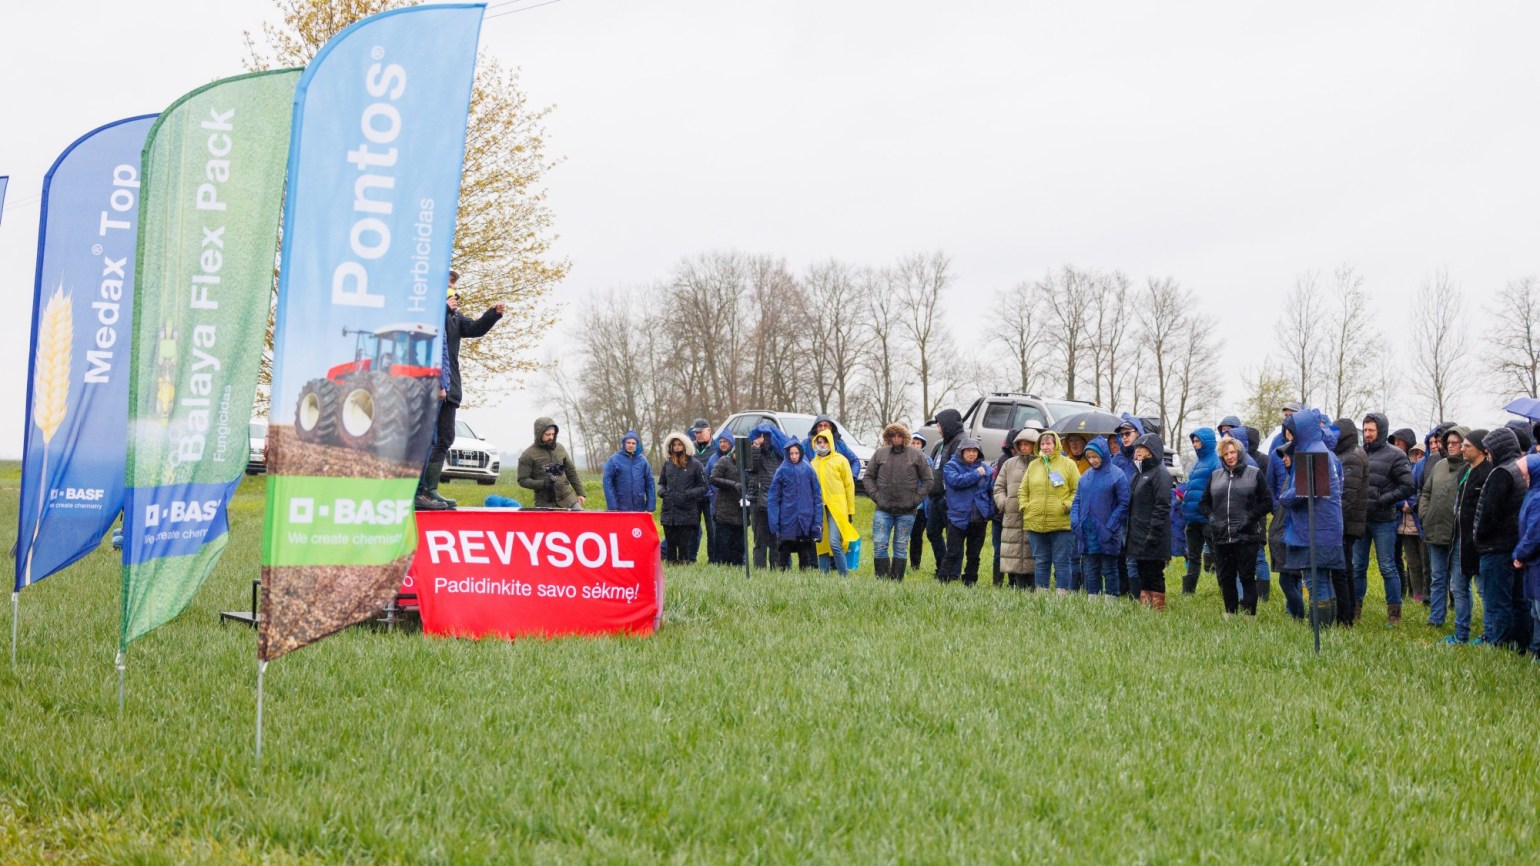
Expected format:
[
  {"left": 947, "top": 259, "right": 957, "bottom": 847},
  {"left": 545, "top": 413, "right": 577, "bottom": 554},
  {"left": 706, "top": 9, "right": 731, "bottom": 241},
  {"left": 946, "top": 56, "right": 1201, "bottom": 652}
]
[{"left": 1, "top": 464, "right": 1537, "bottom": 863}]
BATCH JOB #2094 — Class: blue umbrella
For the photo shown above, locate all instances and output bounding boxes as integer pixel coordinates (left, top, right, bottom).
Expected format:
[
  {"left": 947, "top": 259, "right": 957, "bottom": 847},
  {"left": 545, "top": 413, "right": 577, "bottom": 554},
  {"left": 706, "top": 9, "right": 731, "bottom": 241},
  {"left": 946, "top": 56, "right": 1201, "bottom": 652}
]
[{"left": 1504, "top": 397, "right": 1540, "bottom": 421}]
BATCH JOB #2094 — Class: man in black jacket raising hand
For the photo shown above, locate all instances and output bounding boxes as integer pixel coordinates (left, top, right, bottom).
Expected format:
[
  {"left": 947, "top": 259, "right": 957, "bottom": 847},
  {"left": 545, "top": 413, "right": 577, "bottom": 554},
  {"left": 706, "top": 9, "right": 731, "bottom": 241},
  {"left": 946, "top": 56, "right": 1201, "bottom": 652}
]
[{"left": 417, "top": 271, "right": 503, "bottom": 511}]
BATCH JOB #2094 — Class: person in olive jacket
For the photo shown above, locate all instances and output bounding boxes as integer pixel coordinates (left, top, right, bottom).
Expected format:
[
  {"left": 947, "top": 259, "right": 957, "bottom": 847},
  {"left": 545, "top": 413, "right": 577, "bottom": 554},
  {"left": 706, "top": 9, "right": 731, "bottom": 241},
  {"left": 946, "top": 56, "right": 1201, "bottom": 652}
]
[
  {"left": 863, "top": 422, "right": 933, "bottom": 581},
  {"left": 657, "top": 432, "right": 709, "bottom": 563},
  {"left": 1125, "top": 433, "right": 1173, "bottom": 610},
  {"left": 1418, "top": 425, "right": 1468, "bottom": 630},
  {"left": 1333, "top": 416, "right": 1370, "bottom": 623},
  {"left": 516, "top": 416, "right": 586, "bottom": 509},
  {"left": 1018, "top": 430, "right": 1081, "bottom": 593}
]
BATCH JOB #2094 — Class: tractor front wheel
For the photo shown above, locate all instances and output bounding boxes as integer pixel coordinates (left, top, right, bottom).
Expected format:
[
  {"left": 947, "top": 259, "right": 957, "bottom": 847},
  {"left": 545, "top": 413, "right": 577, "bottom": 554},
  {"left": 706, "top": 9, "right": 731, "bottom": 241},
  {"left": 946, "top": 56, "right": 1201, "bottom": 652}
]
[
  {"left": 294, "top": 379, "right": 339, "bottom": 445},
  {"left": 336, "top": 371, "right": 410, "bottom": 460}
]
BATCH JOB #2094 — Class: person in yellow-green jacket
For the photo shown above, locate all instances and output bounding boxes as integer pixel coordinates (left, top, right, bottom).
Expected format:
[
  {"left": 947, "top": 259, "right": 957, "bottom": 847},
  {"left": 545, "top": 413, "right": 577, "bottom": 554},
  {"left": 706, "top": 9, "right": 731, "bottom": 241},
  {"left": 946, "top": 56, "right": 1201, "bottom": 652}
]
[
  {"left": 812, "top": 430, "right": 859, "bottom": 575},
  {"left": 1019, "top": 430, "right": 1080, "bottom": 593}
]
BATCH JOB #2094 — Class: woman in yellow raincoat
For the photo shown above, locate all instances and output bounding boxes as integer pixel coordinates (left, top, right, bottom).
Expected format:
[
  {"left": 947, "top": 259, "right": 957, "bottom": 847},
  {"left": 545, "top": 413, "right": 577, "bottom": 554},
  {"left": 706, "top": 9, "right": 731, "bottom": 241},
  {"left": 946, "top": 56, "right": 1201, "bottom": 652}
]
[{"left": 811, "top": 430, "right": 860, "bottom": 575}]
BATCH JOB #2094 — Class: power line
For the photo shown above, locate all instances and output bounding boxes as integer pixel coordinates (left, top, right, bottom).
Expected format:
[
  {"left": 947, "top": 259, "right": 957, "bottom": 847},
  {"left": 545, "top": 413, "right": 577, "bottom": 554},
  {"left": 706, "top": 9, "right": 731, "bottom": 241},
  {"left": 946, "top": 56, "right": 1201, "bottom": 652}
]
[{"left": 485, "top": 0, "right": 564, "bottom": 21}]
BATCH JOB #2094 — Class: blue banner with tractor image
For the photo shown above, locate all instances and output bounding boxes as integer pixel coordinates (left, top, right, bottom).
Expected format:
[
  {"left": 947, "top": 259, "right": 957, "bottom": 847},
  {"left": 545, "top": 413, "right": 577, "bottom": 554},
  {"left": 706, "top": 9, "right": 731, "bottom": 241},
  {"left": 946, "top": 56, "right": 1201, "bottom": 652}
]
[{"left": 259, "top": 3, "right": 485, "bottom": 661}]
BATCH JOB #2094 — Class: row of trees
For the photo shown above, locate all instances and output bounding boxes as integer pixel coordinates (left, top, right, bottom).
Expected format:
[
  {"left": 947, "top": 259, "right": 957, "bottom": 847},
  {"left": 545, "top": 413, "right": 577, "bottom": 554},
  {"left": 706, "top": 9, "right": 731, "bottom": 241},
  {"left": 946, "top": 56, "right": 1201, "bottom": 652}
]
[{"left": 547, "top": 251, "right": 1226, "bottom": 469}]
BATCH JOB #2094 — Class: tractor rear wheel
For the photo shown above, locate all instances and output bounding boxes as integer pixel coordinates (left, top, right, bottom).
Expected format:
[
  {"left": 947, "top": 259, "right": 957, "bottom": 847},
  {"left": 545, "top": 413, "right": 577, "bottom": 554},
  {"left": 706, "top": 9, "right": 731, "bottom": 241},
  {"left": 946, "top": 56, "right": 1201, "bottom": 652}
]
[
  {"left": 336, "top": 371, "right": 410, "bottom": 459},
  {"left": 294, "top": 379, "right": 339, "bottom": 445}
]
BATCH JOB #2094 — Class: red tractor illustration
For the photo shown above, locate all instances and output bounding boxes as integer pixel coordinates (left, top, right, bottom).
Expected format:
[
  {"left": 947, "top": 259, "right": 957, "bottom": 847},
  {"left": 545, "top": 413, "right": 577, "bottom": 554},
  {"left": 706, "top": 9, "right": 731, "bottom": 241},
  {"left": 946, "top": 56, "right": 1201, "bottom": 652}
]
[{"left": 292, "top": 323, "right": 440, "bottom": 461}]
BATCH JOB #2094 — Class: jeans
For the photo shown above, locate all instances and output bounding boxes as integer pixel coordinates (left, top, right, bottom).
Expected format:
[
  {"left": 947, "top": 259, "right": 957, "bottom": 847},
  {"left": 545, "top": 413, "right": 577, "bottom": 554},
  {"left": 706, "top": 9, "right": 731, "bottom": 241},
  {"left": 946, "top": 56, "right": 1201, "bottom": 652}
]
[
  {"left": 818, "top": 512, "right": 849, "bottom": 576},
  {"left": 1082, "top": 553, "right": 1120, "bottom": 596},
  {"left": 1353, "top": 520, "right": 1404, "bottom": 607},
  {"left": 1478, "top": 552, "right": 1516, "bottom": 644},
  {"left": 1029, "top": 530, "right": 1075, "bottom": 590},
  {"left": 1401, "top": 533, "right": 1427, "bottom": 600},
  {"left": 1306, "top": 566, "right": 1335, "bottom": 624},
  {"left": 1256, "top": 545, "right": 1271, "bottom": 584},
  {"left": 1452, "top": 539, "right": 1475, "bottom": 641},
  {"left": 944, "top": 520, "right": 988, "bottom": 585},
  {"left": 1278, "top": 571, "right": 1305, "bottom": 619},
  {"left": 1184, "top": 523, "right": 1207, "bottom": 590},
  {"left": 872, "top": 510, "right": 916, "bottom": 560},
  {"left": 1426, "top": 543, "right": 1453, "bottom": 627},
  {"left": 1124, "top": 557, "right": 1142, "bottom": 599}
]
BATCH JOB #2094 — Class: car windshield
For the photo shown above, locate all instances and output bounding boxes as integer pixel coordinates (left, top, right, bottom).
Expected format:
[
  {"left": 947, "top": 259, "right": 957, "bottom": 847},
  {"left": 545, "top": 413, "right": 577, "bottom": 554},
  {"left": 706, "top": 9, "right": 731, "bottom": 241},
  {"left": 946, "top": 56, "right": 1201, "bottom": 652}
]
[
  {"left": 455, "top": 420, "right": 477, "bottom": 439},
  {"left": 779, "top": 414, "right": 818, "bottom": 439},
  {"left": 249, "top": 422, "right": 267, "bottom": 438}
]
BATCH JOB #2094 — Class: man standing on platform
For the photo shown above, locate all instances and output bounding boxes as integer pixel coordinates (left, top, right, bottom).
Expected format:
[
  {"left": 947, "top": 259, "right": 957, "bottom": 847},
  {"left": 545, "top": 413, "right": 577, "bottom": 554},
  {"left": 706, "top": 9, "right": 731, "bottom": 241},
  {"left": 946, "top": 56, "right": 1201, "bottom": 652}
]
[{"left": 416, "top": 271, "right": 503, "bottom": 511}]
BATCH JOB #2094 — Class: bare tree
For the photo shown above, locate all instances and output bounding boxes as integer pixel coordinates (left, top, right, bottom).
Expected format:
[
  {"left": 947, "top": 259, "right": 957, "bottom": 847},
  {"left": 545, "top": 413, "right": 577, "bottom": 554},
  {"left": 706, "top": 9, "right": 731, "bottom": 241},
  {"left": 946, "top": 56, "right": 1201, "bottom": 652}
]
[
  {"left": 1321, "top": 263, "right": 1382, "bottom": 419},
  {"left": 1280, "top": 271, "right": 1322, "bottom": 405},
  {"left": 854, "top": 267, "right": 916, "bottom": 434},
  {"left": 893, "top": 251, "right": 954, "bottom": 419},
  {"left": 1134, "top": 277, "right": 1222, "bottom": 459},
  {"left": 803, "top": 259, "right": 873, "bottom": 419},
  {"left": 986, "top": 281, "right": 1048, "bottom": 394},
  {"left": 1086, "top": 270, "right": 1133, "bottom": 410},
  {"left": 1487, "top": 276, "right": 1540, "bottom": 401},
  {"left": 1410, "top": 268, "right": 1468, "bottom": 423},
  {"left": 1040, "top": 266, "right": 1092, "bottom": 400}
]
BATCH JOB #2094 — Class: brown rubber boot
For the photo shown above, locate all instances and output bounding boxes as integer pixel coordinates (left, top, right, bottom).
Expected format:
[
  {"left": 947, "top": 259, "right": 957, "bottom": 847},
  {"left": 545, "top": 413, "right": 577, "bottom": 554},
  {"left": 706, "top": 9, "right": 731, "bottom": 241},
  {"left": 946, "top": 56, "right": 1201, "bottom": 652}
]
[
  {"left": 1387, "top": 604, "right": 1402, "bottom": 626},
  {"left": 1139, "top": 590, "right": 1151, "bottom": 608},
  {"left": 1152, "top": 592, "right": 1167, "bottom": 612}
]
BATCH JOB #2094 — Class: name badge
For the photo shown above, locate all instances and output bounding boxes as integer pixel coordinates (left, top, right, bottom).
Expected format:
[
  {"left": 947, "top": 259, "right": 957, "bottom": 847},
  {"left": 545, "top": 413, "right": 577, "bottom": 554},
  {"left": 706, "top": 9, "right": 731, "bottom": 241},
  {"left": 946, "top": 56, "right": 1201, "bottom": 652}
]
[{"left": 1049, "top": 471, "right": 1065, "bottom": 487}]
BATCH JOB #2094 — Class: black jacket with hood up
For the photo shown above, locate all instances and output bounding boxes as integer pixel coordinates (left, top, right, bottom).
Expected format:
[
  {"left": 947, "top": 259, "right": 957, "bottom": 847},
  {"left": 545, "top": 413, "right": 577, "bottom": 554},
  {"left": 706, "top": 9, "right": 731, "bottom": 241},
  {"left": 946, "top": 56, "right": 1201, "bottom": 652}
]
[
  {"left": 1125, "top": 434, "right": 1174, "bottom": 561},
  {"left": 1362, "top": 412, "right": 1416, "bottom": 524}
]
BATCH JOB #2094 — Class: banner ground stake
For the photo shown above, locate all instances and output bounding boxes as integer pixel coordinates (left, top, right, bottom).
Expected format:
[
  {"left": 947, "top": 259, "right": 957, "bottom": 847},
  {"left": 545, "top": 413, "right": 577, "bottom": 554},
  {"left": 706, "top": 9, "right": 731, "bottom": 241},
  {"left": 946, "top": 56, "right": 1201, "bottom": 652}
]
[
  {"left": 255, "top": 659, "right": 268, "bottom": 766},
  {"left": 10, "top": 592, "right": 16, "bottom": 667},
  {"left": 115, "top": 652, "right": 126, "bottom": 715}
]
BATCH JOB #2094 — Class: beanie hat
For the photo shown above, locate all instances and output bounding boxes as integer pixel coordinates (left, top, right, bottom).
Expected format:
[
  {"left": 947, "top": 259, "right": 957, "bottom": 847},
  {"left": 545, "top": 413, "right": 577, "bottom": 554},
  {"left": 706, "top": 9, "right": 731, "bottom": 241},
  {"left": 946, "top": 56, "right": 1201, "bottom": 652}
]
[{"left": 1466, "top": 429, "right": 1489, "bottom": 453}]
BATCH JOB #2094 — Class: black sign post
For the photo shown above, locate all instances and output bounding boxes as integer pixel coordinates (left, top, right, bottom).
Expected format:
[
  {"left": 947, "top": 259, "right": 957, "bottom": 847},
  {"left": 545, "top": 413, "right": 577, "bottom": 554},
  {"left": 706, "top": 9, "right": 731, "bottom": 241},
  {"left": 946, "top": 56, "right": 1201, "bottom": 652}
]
[{"left": 735, "top": 434, "right": 752, "bottom": 580}]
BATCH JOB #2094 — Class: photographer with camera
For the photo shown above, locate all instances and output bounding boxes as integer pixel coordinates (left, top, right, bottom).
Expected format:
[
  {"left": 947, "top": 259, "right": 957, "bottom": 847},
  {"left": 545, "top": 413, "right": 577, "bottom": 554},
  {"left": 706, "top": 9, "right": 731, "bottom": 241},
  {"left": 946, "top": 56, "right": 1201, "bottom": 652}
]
[{"left": 516, "top": 417, "right": 586, "bottom": 509}]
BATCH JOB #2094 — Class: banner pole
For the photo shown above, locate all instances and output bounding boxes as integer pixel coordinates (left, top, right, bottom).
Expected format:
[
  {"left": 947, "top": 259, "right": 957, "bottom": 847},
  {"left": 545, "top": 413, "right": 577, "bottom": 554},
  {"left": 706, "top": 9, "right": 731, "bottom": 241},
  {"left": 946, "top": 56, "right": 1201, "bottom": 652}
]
[
  {"left": 10, "top": 592, "right": 17, "bottom": 667},
  {"left": 1306, "top": 455, "right": 1321, "bottom": 655},
  {"left": 115, "top": 651, "right": 126, "bottom": 715},
  {"left": 255, "top": 659, "right": 268, "bottom": 766}
]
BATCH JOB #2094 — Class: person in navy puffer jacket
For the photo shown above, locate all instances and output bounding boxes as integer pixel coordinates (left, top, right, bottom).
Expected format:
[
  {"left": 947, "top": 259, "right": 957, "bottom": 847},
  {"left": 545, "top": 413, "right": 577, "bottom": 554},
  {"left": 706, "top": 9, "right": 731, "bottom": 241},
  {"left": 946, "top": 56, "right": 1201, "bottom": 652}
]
[
  {"left": 1278, "top": 408, "right": 1345, "bottom": 627},
  {"left": 1181, "top": 427, "right": 1220, "bottom": 593},
  {"left": 602, "top": 430, "right": 655, "bottom": 512},
  {"left": 1071, "top": 438, "right": 1130, "bottom": 596},
  {"left": 1509, "top": 453, "right": 1540, "bottom": 660}
]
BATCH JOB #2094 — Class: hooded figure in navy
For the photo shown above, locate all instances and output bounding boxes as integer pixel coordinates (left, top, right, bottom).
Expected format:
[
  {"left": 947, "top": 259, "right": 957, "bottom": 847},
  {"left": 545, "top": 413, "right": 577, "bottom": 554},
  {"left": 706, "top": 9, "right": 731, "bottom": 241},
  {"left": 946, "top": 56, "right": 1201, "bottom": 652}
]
[
  {"left": 1277, "top": 408, "right": 1346, "bottom": 572},
  {"left": 768, "top": 441, "right": 824, "bottom": 542},
  {"left": 1071, "top": 438, "right": 1131, "bottom": 555},
  {"left": 943, "top": 437, "right": 996, "bottom": 529},
  {"left": 1183, "top": 427, "right": 1220, "bottom": 524},
  {"left": 1511, "top": 454, "right": 1540, "bottom": 612},
  {"left": 602, "top": 429, "right": 655, "bottom": 512},
  {"left": 1113, "top": 415, "right": 1145, "bottom": 482}
]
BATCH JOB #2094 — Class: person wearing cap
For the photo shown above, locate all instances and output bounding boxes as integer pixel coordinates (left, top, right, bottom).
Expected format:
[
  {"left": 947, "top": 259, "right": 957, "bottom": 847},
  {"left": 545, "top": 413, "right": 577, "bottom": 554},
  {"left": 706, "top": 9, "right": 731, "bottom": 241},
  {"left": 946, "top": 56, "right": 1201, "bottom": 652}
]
[
  {"left": 1356, "top": 413, "right": 1415, "bottom": 625},
  {"left": 863, "top": 422, "right": 932, "bottom": 580},
  {"left": 1113, "top": 417, "right": 1145, "bottom": 599},
  {"left": 1019, "top": 430, "right": 1080, "bottom": 593},
  {"left": 1276, "top": 408, "right": 1344, "bottom": 627},
  {"left": 1421, "top": 426, "right": 1468, "bottom": 630},
  {"left": 992, "top": 428, "right": 1039, "bottom": 589},
  {"left": 1450, "top": 429, "right": 1493, "bottom": 644},
  {"left": 941, "top": 437, "right": 996, "bottom": 585},
  {"left": 909, "top": 432, "right": 931, "bottom": 572},
  {"left": 416, "top": 270, "right": 504, "bottom": 511},
  {"left": 687, "top": 418, "right": 716, "bottom": 563}
]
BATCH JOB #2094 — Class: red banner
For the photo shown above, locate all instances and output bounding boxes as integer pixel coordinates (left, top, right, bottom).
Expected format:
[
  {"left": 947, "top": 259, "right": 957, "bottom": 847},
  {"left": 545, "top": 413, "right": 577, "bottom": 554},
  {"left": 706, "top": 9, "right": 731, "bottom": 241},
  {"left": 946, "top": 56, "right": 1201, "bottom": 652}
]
[{"left": 404, "top": 510, "right": 663, "bottom": 639}]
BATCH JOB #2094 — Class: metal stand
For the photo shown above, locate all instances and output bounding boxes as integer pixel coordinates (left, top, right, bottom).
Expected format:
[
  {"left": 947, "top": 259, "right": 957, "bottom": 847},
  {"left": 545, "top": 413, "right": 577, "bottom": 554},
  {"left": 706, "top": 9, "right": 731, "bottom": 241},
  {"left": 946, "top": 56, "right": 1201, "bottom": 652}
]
[
  {"left": 255, "top": 659, "right": 268, "bottom": 766},
  {"left": 220, "top": 579, "right": 262, "bottom": 627}
]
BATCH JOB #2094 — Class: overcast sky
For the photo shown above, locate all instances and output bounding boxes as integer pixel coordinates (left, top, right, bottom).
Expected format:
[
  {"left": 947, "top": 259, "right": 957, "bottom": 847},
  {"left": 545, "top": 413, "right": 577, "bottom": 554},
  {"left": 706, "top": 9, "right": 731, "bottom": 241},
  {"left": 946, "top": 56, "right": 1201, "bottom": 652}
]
[{"left": 3, "top": 1, "right": 1538, "bottom": 459}]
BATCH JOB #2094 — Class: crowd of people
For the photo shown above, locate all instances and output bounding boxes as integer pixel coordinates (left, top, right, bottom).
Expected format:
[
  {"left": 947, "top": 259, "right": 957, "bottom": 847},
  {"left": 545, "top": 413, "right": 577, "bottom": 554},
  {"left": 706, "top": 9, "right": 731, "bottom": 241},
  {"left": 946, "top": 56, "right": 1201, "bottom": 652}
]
[{"left": 596, "top": 405, "right": 1540, "bottom": 661}]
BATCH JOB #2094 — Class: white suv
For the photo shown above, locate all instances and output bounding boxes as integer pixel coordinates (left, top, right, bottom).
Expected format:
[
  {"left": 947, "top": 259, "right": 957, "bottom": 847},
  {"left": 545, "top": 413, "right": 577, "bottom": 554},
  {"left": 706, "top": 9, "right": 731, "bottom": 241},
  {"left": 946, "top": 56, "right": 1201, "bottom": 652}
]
[{"left": 441, "top": 419, "right": 501, "bottom": 485}]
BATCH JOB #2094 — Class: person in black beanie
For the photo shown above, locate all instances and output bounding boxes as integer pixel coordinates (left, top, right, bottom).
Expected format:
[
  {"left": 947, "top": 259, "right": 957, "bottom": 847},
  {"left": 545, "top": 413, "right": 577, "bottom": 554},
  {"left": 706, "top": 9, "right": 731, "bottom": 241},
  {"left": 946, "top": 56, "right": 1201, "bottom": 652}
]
[{"left": 1449, "top": 428, "right": 1492, "bottom": 644}]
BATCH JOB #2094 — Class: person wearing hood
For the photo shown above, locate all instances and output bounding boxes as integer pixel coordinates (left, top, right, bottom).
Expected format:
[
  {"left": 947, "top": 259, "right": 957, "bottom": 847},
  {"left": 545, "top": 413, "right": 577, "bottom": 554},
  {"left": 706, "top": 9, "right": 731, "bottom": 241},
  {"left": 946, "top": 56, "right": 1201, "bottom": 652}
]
[
  {"left": 941, "top": 437, "right": 996, "bottom": 585},
  {"left": 910, "top": 432, "right": 931, "bottom": 572},
  {"left": 415, "top": 273, "right": 504, "bottom": 511},
  {"left": 657, "top": 432, "right": 709, "bottom": 562},
  {"left": 987, "top": 428, "right": 1023, "bottom": 585},
  {"left": 1472, "top": 426, "right": 1528, "bottom": 647},
  {"left": 1355, "top": 413, "right": 1416, "bottom": 625},
  {"left": 1509, "top": 454, "right": 1540, "bottom": 659},
  {"left": 811, "top": 430, "right": 859, "bottom": 576},
  {"left": 748, "top": 423, "right": 790, "bottom": 570},
  {"left": 1449, "top": 429, "right": 1493, "bottom": 643},
  {"left": 993, "top": 428, "right": 1040, "bottom": 589},
  {"left": 1421, "top": 426, "right": 1468, "bottom": 631},
  {"left": 1180, "top": 427, "right": 1220, "bottom": 594},
  {"left": 1269, "top": 425, "right": 1305, "bottom": 619},
  {"left": 708, "top": 432, "right": 747, "bottom": 567},
  {"left": 1019, "top": 430, "right": 1080, "bottom": 593},
  {"left": 802, "top": 415, "right": 862, "bottom": 480},
  {"left": 768, "top": 440, "right": 823, "bottom": 570},
  {"left": 1333, "top": 417, "right": 1370, "bottom": 624},
  {"left": 864, "top": 422, "right": 934, "bottom": 581},
  {"left": 1276, "top": 408, "right": 1345, "bottom": 627},
  {"left": 1070, "top": 438, "right": 1130, "bottom": 597},
  {"left": 1241, "top": 424, "right": 1274, "bottom": 602},
  {"left": 517, "top": 417, "right": 586, "bottom": 509},
  {"left": 925, "top": 408, "right": 966, "bottom": 581},
  {"left": 1125, "top": 434, "right": 1174, "bottom": 610},
  {"left": 687, "top": 419, "right": 716, "bottom": 564},
  {"left": 1217, "top": 415, "right": 1242, "bottom": 438},
  {"left": 1199, "top": 436, "right": 1273, "bottom": 615},
  {"left": 602, "top": 430, "right": 655, "bottom": 513},
  {"left": 1398, "top": 440, "right": 1428, "bottom": 605}
]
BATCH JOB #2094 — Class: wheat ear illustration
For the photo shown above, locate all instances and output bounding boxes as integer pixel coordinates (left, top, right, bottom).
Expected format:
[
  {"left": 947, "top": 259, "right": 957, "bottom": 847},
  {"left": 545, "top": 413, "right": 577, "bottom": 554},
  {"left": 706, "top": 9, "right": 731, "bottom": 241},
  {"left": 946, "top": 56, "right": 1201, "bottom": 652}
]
[{"left": 23, "top": 286, "right": 72, "bottom": 587}]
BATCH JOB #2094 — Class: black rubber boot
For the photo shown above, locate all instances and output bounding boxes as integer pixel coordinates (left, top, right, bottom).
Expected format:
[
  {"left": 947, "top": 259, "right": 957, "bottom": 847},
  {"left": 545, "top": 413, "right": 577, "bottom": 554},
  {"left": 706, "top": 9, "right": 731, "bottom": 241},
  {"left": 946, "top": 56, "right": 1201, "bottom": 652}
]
[
  {"left": 1312, "top": 599, "right": 1338, "bottom": 629},
  {"left": 891, "top": 560, "right": 906, "bottom": 582},
  {"left": 1256, "top": 580, "right": 1271, "bottom": 602},
  {"left": 423, "top": 463, "right": 456, "bottom": 508},
  {"left": 1182, "top": 572, "right": 1199, "bottom": 594},
  {"left": 873, "top": 557, "right": 889, "bottom": 579}
]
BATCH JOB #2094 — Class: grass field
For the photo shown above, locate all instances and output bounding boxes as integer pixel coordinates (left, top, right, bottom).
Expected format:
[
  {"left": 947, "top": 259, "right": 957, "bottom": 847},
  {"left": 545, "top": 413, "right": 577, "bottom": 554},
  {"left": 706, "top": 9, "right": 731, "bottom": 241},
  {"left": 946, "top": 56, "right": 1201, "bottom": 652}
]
[{"left": 1, "top": 463, "right": 1537, "bottom": 864}]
